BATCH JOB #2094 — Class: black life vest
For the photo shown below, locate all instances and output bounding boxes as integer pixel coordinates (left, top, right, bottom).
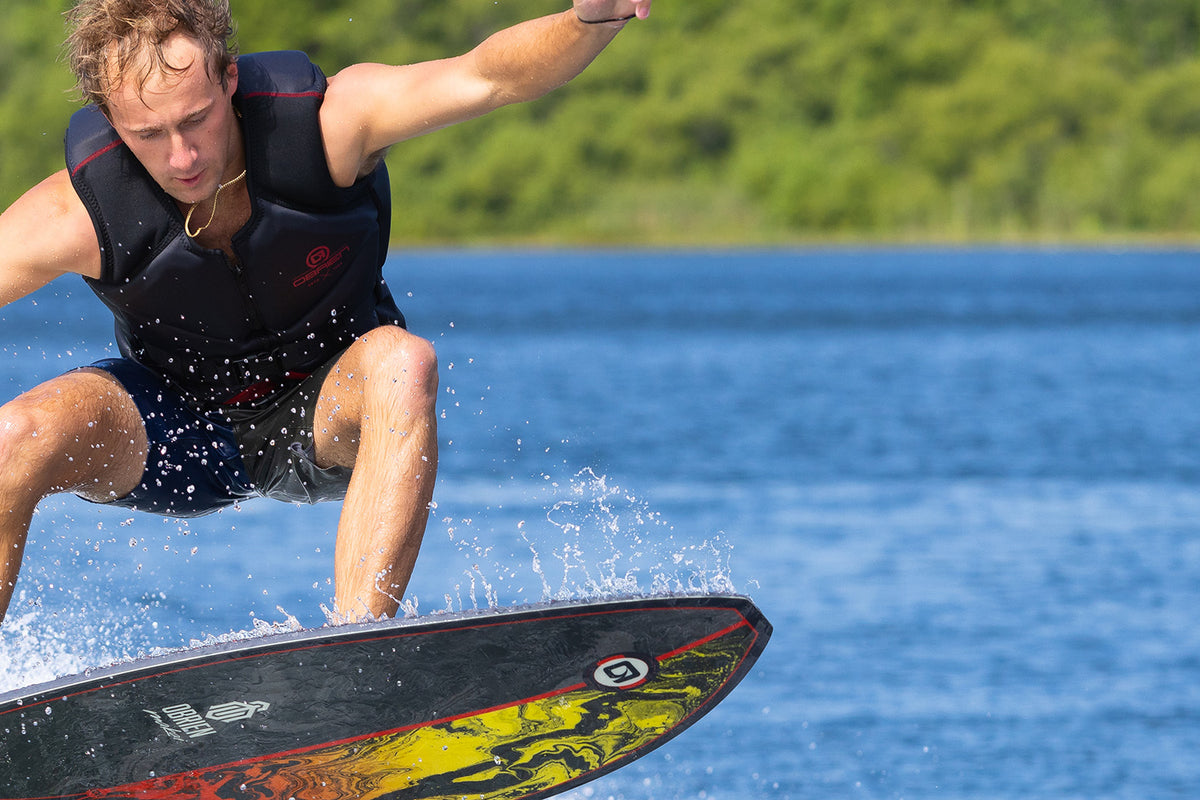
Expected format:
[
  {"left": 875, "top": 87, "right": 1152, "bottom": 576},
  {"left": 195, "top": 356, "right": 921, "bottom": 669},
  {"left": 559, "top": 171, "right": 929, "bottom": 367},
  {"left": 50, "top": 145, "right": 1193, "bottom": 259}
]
[{"left": 65, "top": 50, "right": 404, "bottom": 410}]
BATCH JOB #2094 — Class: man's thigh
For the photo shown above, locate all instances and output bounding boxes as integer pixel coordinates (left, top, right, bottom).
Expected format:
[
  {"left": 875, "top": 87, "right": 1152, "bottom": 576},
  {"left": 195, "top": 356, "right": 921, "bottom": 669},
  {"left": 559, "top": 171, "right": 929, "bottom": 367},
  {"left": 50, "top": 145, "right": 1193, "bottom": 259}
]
[{"left": 0, "top": 367, "right": 148, "bottom": 503}]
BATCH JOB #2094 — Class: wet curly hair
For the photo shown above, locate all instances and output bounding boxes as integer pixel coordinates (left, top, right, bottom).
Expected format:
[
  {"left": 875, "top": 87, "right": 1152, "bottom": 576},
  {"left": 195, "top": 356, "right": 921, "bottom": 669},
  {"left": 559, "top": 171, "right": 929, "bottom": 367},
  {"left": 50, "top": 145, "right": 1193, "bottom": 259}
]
[{"left": 66, "top": 0, "right": 238, "bottom": 111}]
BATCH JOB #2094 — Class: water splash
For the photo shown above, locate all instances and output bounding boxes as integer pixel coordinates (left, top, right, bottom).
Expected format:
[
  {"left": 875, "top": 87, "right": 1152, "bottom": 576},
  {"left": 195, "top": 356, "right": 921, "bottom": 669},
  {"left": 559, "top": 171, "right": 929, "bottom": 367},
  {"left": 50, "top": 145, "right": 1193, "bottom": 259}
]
[
  {"left": 0, "top": 610, "right": 83, "bottom": 693},
  {"left": 0, "top": 591, "right": 160, "bottom": 694},
  {"left": 2, "top": 469, "right": 741, "bottom": 693},
  {"left": 186, "top": 607, "right": 305, "bottom": 650},
  {"left": 441, "top": 468, "right": 737, "bottom": 612}
]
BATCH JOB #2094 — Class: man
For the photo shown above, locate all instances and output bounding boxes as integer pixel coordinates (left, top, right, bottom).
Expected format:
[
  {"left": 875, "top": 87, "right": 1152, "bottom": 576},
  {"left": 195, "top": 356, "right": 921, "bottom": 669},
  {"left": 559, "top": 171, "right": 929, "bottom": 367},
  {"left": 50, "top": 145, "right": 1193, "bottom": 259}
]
[{"left": 0, "top": 0, "right": 650, "bottom": 624}]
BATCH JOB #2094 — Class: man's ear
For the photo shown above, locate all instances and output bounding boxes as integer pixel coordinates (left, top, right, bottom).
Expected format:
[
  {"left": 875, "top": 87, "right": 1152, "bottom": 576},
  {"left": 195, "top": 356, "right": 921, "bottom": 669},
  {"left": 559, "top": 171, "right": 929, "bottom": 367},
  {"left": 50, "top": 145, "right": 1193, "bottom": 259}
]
[{"left": 224, "top": 60, "right": 239, "bottom": 98}]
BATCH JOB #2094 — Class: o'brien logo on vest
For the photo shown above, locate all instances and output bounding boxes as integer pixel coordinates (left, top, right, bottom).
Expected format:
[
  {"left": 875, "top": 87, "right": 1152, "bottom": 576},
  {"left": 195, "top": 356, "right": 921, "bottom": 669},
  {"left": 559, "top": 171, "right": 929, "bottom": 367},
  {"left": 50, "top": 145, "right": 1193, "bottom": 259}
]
[{"left": 295, "top": 244, "right": 352, "bottom": 288}]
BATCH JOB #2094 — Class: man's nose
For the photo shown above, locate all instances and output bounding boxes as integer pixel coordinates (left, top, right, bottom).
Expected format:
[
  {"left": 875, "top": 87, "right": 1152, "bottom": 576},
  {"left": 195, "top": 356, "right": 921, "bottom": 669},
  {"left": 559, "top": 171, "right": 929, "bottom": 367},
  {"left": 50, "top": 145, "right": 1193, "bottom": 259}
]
[{"left": 168, "top": 133, "right": 199, "bottom": 171}]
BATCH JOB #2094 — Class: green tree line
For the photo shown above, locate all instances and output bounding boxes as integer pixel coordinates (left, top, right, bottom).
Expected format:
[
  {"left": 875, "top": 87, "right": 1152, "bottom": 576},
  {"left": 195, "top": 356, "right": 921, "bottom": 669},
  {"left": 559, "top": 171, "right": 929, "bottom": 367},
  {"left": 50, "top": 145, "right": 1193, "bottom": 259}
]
[{"left": 6, "top": 0, "right": 1200, "bottom": 243}]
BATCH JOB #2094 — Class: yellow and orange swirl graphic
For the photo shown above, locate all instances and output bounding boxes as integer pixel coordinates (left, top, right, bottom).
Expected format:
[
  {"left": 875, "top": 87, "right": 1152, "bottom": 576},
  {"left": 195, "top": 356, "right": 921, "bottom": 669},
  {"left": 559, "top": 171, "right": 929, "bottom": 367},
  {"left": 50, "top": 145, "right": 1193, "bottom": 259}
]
[{"left": 86, "top": 621, "right": 757, "bottom": 800}]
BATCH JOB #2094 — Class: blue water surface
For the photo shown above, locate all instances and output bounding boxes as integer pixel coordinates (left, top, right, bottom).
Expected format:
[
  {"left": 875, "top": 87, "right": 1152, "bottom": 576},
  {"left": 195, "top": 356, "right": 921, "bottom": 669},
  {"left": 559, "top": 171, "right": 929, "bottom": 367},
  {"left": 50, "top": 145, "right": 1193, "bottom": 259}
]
[{"left": 2, "top": 248, "right": 1199, "bottom": 799}]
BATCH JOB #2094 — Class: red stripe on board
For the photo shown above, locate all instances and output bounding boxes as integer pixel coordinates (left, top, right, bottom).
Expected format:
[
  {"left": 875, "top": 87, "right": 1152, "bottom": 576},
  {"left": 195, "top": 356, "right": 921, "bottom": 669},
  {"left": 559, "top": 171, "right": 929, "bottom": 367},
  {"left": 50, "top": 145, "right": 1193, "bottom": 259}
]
[
  {"left": 0, "top": 678, "right": 588, "bottom": 800},
  {"left": 1, "top": 603, "right": 751, "bottom": 718},
  {"left": 9, "top": 602, "right": 761, "bottom": 800},
  {"left": 658, "top": 619, "right": 751, "bottom": 662},
  {"left": 119, "top": 681, "right": 593, "bottom": 798}
]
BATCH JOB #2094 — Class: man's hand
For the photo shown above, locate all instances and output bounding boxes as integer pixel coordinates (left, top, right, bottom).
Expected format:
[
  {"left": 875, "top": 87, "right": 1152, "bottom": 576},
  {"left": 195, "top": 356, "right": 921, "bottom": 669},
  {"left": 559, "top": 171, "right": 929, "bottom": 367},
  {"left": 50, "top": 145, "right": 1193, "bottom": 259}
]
[
  {"left": 574, "top": 0, "right": 652, "bottom": 24},
  {"left": 322, "top": 3, "right": 653, "bottom": 185}
]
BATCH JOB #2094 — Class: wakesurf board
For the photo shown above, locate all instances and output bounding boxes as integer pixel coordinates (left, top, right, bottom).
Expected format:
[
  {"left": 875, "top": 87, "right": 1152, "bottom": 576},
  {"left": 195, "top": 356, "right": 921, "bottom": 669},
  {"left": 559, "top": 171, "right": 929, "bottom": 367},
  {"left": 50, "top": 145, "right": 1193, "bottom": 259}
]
[{"left": 0, "top": 593, "right": 771, "bottom": 799}]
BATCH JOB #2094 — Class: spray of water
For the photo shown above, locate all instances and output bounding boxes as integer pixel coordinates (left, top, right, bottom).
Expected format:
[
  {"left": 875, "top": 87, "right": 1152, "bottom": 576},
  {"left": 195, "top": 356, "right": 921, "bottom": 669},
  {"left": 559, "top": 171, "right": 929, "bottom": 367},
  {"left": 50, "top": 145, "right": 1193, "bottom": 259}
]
[
  {"left": 441, "top": 468, "right": 737, "bottom": 613},
  {"left": 1, "top": 468, "right": 740, "bottom": 691}
]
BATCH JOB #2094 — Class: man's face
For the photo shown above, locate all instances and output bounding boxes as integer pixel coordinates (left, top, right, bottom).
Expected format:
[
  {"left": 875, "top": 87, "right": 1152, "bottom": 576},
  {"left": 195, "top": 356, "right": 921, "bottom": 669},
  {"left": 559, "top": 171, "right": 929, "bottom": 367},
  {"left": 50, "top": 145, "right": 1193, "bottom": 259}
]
[{"left": 104, "top": 33, "right": 240, "bottom": 206}]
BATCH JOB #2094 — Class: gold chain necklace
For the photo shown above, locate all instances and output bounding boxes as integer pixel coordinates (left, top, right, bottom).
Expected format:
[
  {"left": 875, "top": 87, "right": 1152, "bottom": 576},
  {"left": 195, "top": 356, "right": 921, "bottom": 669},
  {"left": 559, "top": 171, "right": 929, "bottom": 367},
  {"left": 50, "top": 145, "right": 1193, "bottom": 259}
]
[{"left": 184, "top": 169, "right": 247, "bottom": 238}]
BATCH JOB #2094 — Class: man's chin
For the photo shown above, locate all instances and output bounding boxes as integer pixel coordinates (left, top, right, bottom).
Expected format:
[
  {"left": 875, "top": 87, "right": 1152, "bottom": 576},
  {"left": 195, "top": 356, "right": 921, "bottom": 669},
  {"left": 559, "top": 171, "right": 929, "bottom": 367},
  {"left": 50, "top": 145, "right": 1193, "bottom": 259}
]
[
  {"left": 166, "top": 190, "right": 209, "bottom": 210},
  {"left": 169, "top": 176, "right": 212, "bottom": 205}
]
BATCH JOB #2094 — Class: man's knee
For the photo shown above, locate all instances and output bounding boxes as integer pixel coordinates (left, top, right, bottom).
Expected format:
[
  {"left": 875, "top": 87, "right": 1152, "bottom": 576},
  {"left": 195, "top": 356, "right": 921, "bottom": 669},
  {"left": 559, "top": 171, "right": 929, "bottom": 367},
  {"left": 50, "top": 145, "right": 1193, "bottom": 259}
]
[
  {"left": 315, "top": 327, "right": 439, "bottom": 465},
  {"left": 0, "top": 392, "right": 78, "bottom": 496},
  {"left": 0, "top": 373, "right": 147, "bottom": 500},
  {"left": 0, "top": 397, "right": 47, "bottom": 475},
  {"left": 352, "top": 326, "right": 440, "bottom": 407}
]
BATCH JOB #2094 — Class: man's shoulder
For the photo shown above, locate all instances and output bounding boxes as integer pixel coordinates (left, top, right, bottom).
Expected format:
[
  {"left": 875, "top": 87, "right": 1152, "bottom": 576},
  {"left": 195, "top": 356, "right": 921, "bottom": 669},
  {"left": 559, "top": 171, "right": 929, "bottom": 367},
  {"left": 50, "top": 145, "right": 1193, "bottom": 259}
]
[
  {"left": 0, "top": 170, "right": 102, "bottom": 291},
  {"left": 35, "top": 170, "right": 99, "bottom": 257}
]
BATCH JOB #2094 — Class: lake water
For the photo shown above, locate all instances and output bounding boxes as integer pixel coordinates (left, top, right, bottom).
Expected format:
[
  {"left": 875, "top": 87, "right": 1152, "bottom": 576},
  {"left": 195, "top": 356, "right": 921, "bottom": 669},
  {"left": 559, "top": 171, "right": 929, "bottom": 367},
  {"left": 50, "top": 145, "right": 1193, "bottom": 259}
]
[{"left": 1, "top": 247, "right": 1199, "bottom": 799}]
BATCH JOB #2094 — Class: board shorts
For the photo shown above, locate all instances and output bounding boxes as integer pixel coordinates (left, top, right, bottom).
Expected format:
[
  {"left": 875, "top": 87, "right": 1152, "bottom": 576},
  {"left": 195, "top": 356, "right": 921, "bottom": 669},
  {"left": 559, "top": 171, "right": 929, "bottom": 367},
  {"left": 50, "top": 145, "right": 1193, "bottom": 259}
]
[{"left": 83, "top": 357, "right": 353, "bottom": 518}]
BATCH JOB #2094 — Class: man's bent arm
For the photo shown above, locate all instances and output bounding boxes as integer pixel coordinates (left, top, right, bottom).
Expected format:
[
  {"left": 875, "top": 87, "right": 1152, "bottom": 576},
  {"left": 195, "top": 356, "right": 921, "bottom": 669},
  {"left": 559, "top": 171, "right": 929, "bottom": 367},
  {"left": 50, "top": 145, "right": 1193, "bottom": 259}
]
[
  {"left": 0, "top": 170, "right": 102, "bottom": 307},
  {"left": 321, "top": 1, "right": 651, "bottom": 186}
]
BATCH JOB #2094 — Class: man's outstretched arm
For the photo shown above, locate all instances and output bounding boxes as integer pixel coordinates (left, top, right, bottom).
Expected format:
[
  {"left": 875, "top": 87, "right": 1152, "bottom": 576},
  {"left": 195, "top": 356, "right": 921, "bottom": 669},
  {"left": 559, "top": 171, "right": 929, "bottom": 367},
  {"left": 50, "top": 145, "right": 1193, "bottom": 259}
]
[
  {"left": 0, "top": 170, "right": 101, "bottom": 308},
  {"left": 319, "top": 0, "right": 652, "bottom": 186}
]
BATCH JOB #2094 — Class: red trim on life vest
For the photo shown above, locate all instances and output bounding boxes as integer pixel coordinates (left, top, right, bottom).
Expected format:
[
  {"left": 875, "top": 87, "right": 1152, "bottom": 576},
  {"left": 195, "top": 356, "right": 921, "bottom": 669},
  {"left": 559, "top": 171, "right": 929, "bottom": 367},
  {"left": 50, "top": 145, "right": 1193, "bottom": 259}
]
[
  {"left": 71, "top": 139, "right": 124, "bottom": 177},
  {"left": 240, "top": 91, "right": 324, "bottom": 100}
]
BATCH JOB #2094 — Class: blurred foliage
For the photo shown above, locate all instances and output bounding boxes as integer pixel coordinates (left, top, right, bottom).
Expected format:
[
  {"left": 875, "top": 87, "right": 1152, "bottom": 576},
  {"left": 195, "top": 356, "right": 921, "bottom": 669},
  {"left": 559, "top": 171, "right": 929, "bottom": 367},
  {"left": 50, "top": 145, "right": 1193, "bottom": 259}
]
[{"left": 7, "top": 0, "right": 1200, "bottom": 242}]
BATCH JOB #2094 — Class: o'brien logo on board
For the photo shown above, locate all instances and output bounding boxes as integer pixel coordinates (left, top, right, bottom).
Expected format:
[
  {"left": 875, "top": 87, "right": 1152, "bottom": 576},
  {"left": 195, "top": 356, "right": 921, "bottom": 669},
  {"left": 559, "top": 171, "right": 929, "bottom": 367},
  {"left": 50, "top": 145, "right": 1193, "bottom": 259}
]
[
  {"left": 206, "top": 700, "right": 272, "bottom": 723},
  {"left": 589, "top": 654, "right": 656, "bottom": 691},
  {"left": 144, "top": 699, "right": 271, "bottom": 742}
]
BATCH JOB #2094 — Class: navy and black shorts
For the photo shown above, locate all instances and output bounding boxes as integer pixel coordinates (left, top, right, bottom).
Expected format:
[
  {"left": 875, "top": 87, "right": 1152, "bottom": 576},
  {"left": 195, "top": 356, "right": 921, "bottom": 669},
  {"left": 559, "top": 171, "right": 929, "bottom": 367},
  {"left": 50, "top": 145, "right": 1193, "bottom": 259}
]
[{"left": 85, "top": 357, "right": 352, "bottom": 518}]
